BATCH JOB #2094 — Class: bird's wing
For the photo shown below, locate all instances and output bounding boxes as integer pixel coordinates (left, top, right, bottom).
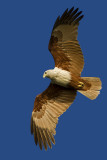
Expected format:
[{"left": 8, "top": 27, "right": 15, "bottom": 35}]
[
  {"left": 31, "top": 83, "right": 77, "bottom": 150},
  {"left": 48, "top": 7, "right": 84, "bottom": 76}
]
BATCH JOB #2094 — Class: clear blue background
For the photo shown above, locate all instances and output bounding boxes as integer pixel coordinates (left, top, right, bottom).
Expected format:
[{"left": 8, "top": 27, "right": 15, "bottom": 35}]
[{"left": 0, "top": 0, "right": 106, "bottom": 159}]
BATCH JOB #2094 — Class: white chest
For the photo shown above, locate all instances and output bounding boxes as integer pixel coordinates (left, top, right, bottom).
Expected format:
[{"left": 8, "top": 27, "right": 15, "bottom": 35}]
[{"left": 51, "top": 67, "right": 71, "bottom": 87}]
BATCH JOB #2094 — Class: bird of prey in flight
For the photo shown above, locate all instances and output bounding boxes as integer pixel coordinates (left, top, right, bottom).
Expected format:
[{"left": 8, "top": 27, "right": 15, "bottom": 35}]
[{"left": 31, "top": 7, "right": 102, "bottom": 150}]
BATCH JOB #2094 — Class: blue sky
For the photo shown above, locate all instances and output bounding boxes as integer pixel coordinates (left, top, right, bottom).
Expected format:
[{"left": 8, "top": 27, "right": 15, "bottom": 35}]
[{"left": 0, "top": 0, "right": 107, "bottom": 159}]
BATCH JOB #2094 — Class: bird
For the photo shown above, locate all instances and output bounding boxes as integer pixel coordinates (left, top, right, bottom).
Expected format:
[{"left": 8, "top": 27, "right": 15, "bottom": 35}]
[{"left": 31, "top": 7, "right": 102, "bottom": 150}]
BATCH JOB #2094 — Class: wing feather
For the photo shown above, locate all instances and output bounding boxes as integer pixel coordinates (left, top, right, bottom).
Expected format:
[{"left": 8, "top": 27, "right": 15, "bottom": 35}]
[
  {"left": 31, "top": 83, "right": 77, "bottom": 150},
  {"left": 47, "top": 130, "right": 55, "bottom": 144},
  {"left": 33, "top": 123, "right": 38, "bottom": 145},
  {"left": 43, "top": 129, "right": 52, "bottom": 148},
  {"left": 39, "top": 127, "right": 47, "bottom": 150},
  {"left": 36, "top": 126, "right": 42, "bottom": 150},
  {"left": 31, "top": 116, "right": 33, "bottom": 134},
  {"left": 48, "top": 7, "right": 84, "bottom": 76}
]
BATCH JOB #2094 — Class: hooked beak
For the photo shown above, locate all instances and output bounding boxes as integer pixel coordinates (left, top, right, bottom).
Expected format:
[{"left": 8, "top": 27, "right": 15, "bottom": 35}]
[{"left": 43, "top": 73, "right": 46, "bottom": 78}]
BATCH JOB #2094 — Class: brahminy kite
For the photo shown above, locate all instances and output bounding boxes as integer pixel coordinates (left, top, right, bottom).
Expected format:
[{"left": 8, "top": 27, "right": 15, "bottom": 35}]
[{"left": 31, "top": 7, "right": 102, "bottom": 150}]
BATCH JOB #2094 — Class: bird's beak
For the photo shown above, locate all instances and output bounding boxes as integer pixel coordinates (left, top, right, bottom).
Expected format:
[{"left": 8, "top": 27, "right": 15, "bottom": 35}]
[{"left": 43, "top": 73, "right": 46, "bottom": 78}]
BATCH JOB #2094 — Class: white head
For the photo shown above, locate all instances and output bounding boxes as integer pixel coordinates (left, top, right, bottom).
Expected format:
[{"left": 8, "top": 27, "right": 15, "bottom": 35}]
[{"left": 43, "top": 69, "right": 55, "bottom": 79}]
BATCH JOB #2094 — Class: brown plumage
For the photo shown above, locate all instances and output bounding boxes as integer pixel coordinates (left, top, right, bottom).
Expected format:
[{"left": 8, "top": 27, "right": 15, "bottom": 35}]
[{"left": 31, "top": 7, "right": 102, "bottom": 150}]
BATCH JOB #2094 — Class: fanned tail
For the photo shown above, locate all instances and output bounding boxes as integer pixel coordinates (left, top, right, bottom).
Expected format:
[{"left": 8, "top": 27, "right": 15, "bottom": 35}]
[{"left": 78, "top": 77, "right": 102, "bottom": 100}]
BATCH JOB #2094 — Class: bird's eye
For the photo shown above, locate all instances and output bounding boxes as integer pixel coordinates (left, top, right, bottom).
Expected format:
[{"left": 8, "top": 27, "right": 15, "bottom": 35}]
[{"left": 45, "top": 71, "right": 47, "bottom": 74}]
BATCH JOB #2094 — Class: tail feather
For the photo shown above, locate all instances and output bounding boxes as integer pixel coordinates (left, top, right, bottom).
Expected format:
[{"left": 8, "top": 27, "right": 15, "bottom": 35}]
[{"left": 78, "top": 77, "right": 102, "bottom": 100}]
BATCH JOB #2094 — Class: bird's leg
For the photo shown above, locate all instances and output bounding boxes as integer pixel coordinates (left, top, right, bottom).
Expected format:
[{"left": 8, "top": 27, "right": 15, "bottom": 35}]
[{"left": 78, "top": 81, "right": 84, "bottom": 88}]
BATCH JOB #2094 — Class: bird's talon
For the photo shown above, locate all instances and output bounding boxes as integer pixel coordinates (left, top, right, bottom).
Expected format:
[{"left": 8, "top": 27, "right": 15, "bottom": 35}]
[{"left": 78, "top": 82, "right": 84, "bottom": 88}]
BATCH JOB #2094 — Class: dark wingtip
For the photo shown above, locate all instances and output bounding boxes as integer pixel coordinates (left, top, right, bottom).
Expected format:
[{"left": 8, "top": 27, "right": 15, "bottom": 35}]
[
  {"left": 52, "top": 7, "right": 84, "bottom": 31},
  {"left": 31, "top": 117, "right": 33, "bottom": 134},
  {"left": 67, "top": 7, "right": 74, "bottom": 15}
]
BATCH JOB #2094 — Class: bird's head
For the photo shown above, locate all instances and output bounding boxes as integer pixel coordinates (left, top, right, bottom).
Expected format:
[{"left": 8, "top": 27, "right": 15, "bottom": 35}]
[{"left": 43, "top": 70, "right": 54, "bottom": 79}]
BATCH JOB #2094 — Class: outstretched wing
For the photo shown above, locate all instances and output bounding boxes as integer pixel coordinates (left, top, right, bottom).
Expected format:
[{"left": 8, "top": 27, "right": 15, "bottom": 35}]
[
  {"left": 48, "top": 7, "right": 84, "bottom": 76},
  {"left": 31, "top": 83, "right": 77, "bottom": 150}
]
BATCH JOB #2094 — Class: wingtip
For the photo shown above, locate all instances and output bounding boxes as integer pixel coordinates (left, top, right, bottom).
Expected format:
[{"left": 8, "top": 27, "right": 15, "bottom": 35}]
[
  {"left": 64, "top": 8, "right": 68, "bottom": 13},
  {"left": 75, "top": 7, "right": 79, "bottom": 12}
]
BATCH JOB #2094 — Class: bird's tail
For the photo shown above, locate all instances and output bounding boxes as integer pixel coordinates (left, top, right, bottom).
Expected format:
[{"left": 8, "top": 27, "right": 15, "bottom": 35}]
[{"left": 78, "top": 77, "right": 102, "bottom": 100}]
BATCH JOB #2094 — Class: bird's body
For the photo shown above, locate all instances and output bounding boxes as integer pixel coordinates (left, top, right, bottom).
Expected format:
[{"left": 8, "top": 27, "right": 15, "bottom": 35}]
[
  {"left": 44, "top": 68, "right": 89, "bottom": 90},
  {"left": 44, "top": 67, "right": 71, "bottom": 87},
  {"left": 31, "top": 7, "right": 102, "bottom": 151}
]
